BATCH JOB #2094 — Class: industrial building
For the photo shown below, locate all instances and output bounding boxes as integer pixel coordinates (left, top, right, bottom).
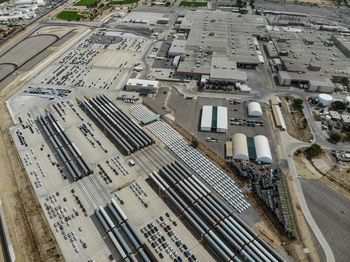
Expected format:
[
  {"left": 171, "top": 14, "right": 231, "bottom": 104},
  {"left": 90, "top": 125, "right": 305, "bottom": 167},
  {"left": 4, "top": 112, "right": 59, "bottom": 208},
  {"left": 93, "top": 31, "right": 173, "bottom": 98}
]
[
  {"left": 200, "top": 105, "right": 228, "bottom": 133},
  {"left": 308, "top": 79, "right": 335, "bottom": 93},
  {"left": 254, "top": 135, "right": 273, "bottom": 164},
  {"left": 247, "top": 102, "right": 263, "bottom": 117},
  {"left": 271, "top": 104, "right": 286, "bottom": 131},
  {"left": 277, "top": 71, "right": 292, "bottom": 86},
  {"left": 232, "top": 133, "right": 249, "bottom": 161},
  {"left": 341, "top": 114, "right": 350, "bottom": 130},
  {"left": 331, "top": 35, "right": 350, "bottom": 58},
  {"left": 231, "top": 133, "right": 273, "bottom": 164},
  {"left": 270, "top": 29, "right": 350, "bottom": 93},
  {"left": 168, "top": 39, "right": 187, "bottom": 57},
  {"left": 174, "top": 10, "right": 266, "bottom": 81},
  {"left": 125, "top": 79, "right": 159, "bottom": 94}
]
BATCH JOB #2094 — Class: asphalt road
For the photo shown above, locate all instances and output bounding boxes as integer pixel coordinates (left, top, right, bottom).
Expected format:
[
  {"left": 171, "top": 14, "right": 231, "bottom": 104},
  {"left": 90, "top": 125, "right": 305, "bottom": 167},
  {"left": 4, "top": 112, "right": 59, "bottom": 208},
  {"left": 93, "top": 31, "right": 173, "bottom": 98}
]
[{"left": 301, "top": 178, "right": 350, "bottom": 262}]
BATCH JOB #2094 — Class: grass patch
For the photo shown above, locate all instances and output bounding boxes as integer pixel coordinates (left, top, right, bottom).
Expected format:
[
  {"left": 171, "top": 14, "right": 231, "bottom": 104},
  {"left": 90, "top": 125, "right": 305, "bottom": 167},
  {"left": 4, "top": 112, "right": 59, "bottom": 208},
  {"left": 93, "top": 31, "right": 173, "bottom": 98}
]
[
  {"left": 74, "top": 0, "right": 100, "bottom": 6},
  {"left": 179, "top": 1, "right": 207, "bottom": 7},
  {"left": 57, "top": 11, "right": 84, "bottom": 21},
  {"left": 110, "top": 0, "right": 139, "bottom": 4}
]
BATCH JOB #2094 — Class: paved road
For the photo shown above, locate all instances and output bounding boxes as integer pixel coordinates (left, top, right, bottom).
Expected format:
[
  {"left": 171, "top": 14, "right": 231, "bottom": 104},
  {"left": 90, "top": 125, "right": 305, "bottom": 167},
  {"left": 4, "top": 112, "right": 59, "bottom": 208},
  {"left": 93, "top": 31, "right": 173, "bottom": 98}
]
[
  {"left": 279, "top": 132, "right": 335, "bottom": 262},
  {"left": 301, "top": 178, "right": 350, "bottom": 262},
  {"left": 169, "top": 79, "right": 338, "bottom": 260}
]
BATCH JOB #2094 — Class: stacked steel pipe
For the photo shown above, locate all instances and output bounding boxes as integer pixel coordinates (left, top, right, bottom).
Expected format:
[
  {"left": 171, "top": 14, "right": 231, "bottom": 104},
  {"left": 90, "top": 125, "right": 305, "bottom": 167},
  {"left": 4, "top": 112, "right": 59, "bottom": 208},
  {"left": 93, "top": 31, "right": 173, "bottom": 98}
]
[
  {"left": 79, "top": 95, "right": 153, "bottom": 155},
  {"left": 95, "top": 199, "right": 153, "bottom": 262},
  {"left": 149, "top": 161, "right": 285, "bottom": 262},
  {"left": 37, "top": 112, "right": 92, "bottom": 181}
]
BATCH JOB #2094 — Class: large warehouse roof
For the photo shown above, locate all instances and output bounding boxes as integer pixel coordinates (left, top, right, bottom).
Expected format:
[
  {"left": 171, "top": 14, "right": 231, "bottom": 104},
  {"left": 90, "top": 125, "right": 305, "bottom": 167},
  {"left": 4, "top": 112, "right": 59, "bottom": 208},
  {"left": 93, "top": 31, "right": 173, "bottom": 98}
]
[
  {"left": 201, "top": 105, "right": 212, "bottom": 131},
  {"left": 254, "top": 135, "right": 272, "bottom": 164},
  {"left": 200, "top": 105, "right": 228, "bottom": 133},
  {"left": 232, "top": 133, "right": 249, "bottom": 160},
  {"left": 217, "top": 106, "right": 228, "bottom": 132},
  {"left": 247, "top": 102, "right": 263, "bottom": 117}
]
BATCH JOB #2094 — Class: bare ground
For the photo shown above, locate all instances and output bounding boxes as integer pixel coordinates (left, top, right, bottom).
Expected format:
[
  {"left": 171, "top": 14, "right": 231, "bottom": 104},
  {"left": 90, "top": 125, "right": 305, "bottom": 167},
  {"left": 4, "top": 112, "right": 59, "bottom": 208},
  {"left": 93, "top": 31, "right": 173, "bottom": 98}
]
[
  {"left": 281, "top": 97, "right": 313, "bottom": 143},
  {"left": 294, "top": 152, "right": 350, "bottom": 202},
  {"left": 0, "top": 77, "right": 63, "bottom": 261}
]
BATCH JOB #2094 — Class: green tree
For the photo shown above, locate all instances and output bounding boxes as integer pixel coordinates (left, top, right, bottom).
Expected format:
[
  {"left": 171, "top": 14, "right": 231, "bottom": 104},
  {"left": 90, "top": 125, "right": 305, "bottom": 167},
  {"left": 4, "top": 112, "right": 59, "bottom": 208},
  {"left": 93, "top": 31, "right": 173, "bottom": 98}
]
[
  {"left": 329, "top": 131, "right": 341, "bottom": 143},
  {"left": 293, "top": 98, "right": 304, "bottom": 111},
  {"left": 303, "top": 118, "right": 308, "bottom": 129},
  {"left": 191, "top": 137, "right": 199, "bottom": 148},
  {"left": 305, "top": 144, "right": 322, "bottom": 158},
  {"left": 331, "top": 100, "right": 346, "bottom": 111},
  {"left": 236, "top": 0, "right": 243, "bottom": 7}
]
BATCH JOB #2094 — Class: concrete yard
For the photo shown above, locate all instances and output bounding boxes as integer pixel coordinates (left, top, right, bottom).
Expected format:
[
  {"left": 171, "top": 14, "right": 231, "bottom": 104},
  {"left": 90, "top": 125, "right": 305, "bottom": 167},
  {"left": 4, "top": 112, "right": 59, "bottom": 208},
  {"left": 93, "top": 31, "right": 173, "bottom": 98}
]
[
  {"left": 27, "top": 31, "right": 151, "bottom": 91},
  {"left": 7, "top": 93, "right": 216, "bottom": 261},
  {"left": 2, "top": 3, "right": 350, "bottom": 262},
  {"left": 146, "top": 87, "right": 276, "bottom": 163}
]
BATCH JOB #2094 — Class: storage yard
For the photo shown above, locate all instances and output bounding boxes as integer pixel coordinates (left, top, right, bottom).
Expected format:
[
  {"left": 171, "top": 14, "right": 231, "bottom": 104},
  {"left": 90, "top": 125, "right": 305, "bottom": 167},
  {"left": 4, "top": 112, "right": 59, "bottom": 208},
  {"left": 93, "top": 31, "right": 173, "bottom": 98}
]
[
  {"left": 3, "top": 27, "right": 286, "bottom": 259},
  {"left": 1, "top": 2, "right": 350, "bottom": 261}
]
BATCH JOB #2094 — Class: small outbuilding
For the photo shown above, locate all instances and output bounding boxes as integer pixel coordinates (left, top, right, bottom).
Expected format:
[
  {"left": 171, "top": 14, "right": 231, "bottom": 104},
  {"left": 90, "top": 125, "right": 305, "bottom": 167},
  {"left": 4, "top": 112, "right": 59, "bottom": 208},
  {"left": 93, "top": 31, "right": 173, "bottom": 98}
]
[{"left": 247, "top": 102, "right": 263, "bottom": 117}]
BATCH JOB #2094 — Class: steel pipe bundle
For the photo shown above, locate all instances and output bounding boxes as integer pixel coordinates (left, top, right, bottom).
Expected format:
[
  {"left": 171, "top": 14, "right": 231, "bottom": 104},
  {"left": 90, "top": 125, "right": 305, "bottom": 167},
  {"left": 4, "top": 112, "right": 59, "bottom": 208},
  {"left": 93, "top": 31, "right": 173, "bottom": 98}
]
[
  {"left": 79, "top": 95, "right": 153, "bottom": 155},
  {"left": 148, "top": 162, "right": 285, "bottom": 262},
  {"left": 37, "top": 112, "right": 92, "bottom": 180},
  {"left": 37, "top": 116, "right": 80, "bottom": 181},
  {"left": 94, "top": 201, "right": 152, "bottom": 262}
]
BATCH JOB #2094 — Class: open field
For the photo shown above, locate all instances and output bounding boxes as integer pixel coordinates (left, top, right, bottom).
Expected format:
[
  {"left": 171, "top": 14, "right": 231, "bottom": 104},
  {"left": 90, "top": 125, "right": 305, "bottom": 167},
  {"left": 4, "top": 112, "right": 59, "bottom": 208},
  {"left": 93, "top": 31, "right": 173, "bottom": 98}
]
[
  {"left": 179, "top": 0, "right": 208, "bottom": 7},
  {"left": 57, "top": 11, "right": 85, "bottom": 21},
  {"left": 110, "top": 0, "right": 139, "bottom": 4},
  {"left": 74, "top": 0, "right": 100, "bottom": 7}
]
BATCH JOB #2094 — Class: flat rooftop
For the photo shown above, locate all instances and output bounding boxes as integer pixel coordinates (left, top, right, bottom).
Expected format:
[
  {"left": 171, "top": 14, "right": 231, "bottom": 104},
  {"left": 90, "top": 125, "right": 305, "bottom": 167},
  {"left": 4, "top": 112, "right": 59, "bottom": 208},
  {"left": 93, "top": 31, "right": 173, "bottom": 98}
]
[
  {"left": 269, "top": 28, "right": 350, "bottom": 79},
  {"left": 176, "top": 10, "right": 266, "bottom": 78}
]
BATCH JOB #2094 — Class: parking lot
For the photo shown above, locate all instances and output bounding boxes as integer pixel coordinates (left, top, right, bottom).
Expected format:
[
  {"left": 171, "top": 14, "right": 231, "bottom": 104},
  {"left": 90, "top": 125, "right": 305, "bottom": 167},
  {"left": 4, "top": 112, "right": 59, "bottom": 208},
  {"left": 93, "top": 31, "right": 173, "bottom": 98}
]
[
  {"left": 162, "top": 89, "right": 276, "bottom": 162},
  {"left": 28, "top": 31, "right": 151, "bottom": 92},
  {"left": 7, "top": 86, "right": 214, "bottom": 261}
]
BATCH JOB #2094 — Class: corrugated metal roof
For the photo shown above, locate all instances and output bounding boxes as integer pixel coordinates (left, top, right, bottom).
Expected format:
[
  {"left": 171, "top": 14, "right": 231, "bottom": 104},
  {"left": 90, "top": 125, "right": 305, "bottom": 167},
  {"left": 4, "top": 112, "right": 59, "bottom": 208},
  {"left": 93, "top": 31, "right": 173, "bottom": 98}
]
[
  {"left": 247, "top": 102, "right": 262, "bottom": 116},
  {"left": 200, "top": 105, "right": 212, "bottom": 130},
  {"left": 225, "top": 141, "right": 233, "bottom": 158},
  {"left": 271, "top": 104, "right": 286, "bottom": 130},
  {"left": 232, "top": 133, "right": 249, "bottom": 160},
  {"left": 216, "top": 106, "right": 227, "bottom": 131},
  {"left": 254, "top": 135, "right": 272, "bottom": 164}
]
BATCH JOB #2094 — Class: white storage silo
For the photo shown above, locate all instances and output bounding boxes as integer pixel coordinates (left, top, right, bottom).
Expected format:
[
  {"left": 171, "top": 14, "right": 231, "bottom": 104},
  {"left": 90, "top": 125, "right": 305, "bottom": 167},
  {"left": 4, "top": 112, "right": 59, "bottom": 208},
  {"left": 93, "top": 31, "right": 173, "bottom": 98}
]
[{"left": 317, "top": 94, "right": 333, "bottom": 106}]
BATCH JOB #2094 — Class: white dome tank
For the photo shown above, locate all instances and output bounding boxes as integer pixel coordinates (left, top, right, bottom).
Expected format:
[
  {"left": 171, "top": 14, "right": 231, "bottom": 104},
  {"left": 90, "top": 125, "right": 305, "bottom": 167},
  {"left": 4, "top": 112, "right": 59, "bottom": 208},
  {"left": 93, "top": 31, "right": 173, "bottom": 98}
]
[{"left": 317, "top": 94, "right": 333, "bottom": 106}]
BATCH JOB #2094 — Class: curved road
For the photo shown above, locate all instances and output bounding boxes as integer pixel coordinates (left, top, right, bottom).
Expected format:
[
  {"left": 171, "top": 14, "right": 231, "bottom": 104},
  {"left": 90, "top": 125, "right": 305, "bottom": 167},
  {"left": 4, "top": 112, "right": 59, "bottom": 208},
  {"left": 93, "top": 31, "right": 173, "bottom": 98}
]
[{"left": 168, "top": 82, "right": 337, "bottom": 261}]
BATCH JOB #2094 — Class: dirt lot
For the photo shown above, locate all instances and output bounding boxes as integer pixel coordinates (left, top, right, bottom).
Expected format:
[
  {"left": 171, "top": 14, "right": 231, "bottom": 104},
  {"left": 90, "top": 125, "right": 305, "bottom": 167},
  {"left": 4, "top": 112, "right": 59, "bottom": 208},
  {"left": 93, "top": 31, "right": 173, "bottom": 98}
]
[
  {"left": 295, "top": 151, "right": 350, "bottom": 202},
  {"left": 0, "top": 73, "right": 63, "bottom": 261},
  {"left": 321, "top": 153, "right": 350, "bottom": 190},
  {"left": 281, "top": 97, "right": 313, "bottom": 143},
  {"left": 0, "top": 26, "right": 79, "bottom": 262}
]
